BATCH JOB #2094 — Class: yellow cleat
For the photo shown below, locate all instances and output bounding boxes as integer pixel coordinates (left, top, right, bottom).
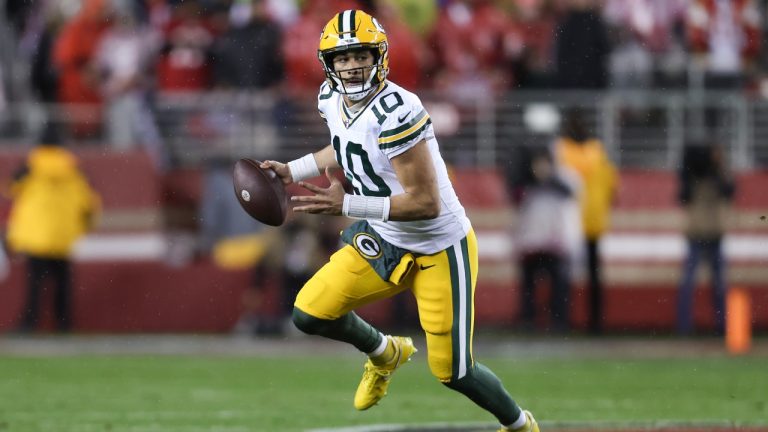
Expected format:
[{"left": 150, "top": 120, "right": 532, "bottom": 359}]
[
  {"left": 353, "top": 335, "right": 416, "bottom": 410},
  {"left": 498, "top": 410, "right": 540, "bottom": 432}
]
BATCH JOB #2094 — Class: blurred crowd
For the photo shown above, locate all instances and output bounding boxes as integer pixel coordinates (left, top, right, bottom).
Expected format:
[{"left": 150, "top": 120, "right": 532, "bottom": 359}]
[
  {"left": 1, "top": 0, "right": 752, "bottom": 337},
  {"left": 2, "top": 0, "right": 767, "bottom": 144}
]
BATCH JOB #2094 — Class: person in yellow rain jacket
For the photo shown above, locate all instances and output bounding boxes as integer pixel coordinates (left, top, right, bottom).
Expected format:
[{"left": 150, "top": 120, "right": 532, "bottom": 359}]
[
  {"left": 556, "top": 109, "right": 617, "bottom": 335},
  {"left": 6, "top": 126, "right": 100, "bottom": 332}
]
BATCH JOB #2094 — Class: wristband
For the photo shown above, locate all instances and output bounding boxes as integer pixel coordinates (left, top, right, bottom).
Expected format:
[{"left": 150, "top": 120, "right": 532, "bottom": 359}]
[
  {"left": 287, "top": 154, "right": 320, "bottom": 182},
  {"left": 342, "top": 194, "right": 391, "bottom": 222}
]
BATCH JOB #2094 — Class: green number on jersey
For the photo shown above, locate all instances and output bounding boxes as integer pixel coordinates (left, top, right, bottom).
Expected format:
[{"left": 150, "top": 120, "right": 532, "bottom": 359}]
[
  {"left": 333, "top": 136, "right": 391, "bottom": 197},
  {"left": 370, "top": 92, "right": 404, "bottom": 125},
  {"left": 380, "top": 92, "right": 404, "bottom": 113}
]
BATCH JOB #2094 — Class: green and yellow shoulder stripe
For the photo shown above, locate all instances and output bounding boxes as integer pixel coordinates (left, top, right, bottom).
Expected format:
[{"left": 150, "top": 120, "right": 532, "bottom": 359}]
[{"left": 378, "top": 109, "right": 431, "bottom": 150}]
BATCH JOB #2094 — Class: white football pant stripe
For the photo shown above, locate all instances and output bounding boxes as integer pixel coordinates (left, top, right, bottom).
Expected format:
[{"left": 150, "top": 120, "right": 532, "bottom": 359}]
[{"left": 453, "top": 240, "right": 469, "bottom": 379}]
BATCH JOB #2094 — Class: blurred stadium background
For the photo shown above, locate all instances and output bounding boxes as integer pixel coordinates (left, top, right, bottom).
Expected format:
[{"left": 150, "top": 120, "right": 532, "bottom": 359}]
[
  {"left": 2, "top": 0, "right": 766, "bottom": 334},
  {"left": 0, "top": 0, "right": 767, "bottom": 431}
]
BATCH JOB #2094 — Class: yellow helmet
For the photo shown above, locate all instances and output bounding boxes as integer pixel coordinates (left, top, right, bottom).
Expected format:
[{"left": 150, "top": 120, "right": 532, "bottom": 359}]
[{"left": 318, "top": 10, "right": 389, "bottom": 99}]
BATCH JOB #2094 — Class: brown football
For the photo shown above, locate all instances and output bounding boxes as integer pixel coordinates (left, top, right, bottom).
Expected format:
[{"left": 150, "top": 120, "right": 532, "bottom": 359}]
[{"left": 232, "top": 158, "right": 287, "bottom": 226}]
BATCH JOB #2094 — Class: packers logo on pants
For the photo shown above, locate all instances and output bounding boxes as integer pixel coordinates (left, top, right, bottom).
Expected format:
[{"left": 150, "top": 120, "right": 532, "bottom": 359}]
[{"left": 353, "top": 233, "right": 382, "bottom": 259}]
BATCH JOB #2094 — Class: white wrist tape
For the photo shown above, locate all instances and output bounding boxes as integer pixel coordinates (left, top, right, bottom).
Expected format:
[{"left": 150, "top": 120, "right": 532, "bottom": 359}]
[
  {"left": 287, "top": 154, "right": 320, "bottom": 182},
  {"left": 342, "top": 194, "right": 391, "bottom": 222}
]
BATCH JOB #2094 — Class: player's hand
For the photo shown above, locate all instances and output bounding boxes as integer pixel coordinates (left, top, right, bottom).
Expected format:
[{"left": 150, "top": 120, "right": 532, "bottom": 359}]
[
  {"left": 260, "top": 160, "right": 293, "bottom": 185},
  {"left": 291, "top": 168, "right": 345, "bottom": 216}
]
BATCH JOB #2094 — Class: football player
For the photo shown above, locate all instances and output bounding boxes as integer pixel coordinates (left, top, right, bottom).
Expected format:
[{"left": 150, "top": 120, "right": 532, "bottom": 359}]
[{"left": 260, "top": 10, "right": 539, "bottom": 432}]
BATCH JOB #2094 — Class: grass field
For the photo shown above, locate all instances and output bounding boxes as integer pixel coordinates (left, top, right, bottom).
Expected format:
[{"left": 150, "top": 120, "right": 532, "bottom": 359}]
[{"left": 1, "top": 337, "right": 766, "bottom": 432}]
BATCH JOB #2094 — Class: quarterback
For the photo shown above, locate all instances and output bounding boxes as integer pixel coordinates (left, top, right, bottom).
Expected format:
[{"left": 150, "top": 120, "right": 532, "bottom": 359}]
[{"left": 261, "top": 10, "right": 539, "bottom": 432}]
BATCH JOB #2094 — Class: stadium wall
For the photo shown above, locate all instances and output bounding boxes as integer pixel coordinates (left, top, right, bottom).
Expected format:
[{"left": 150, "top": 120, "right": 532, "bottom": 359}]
[{"left": 0, "top": 150, "right": 766, "bottom": 333}]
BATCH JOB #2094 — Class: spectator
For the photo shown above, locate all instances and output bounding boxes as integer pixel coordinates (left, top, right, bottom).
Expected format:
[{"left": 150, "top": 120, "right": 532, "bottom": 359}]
[
  {"left": 156, "top": 0, "right": 218, "bottom": 93},
  {"left": 677, "top": 143, "right": 735, "bottom": 336},
  {"left": 605, "top": 21, "right": 655, "bottom": 89},
  {"left": 604, "top": 0, "right": 688, "bottom": 54},
  {"left": 603, "top": 0, "right": 688, "bottom": 88},
  {"left": 686, "top": 0, "right": 762, "bottom": 89},
  {"left": 29, "top": 5, "right": 66, "bottom": 108},
  {"left": 212, "top": 0, "right": 284, "bottom": 90},
  {"left": 556, "top": 109, "right": 618, "bottom": 335},
  {"left": 511, "top": 147, "right": 582, "bottom": 333},
  {"left": 429, "top": 0, "right": 521, "bottom": 103},
  {"left": 553, "top": 0, "right": 611, "bottom": 89},
  {"left": 4, "top": 0, "right": 36, "bottom": 37},
  {"left": 94, "top": 3, "right": 167, "bottom": 169},
  {"left": 5, "top": 125, "right": 101, "bottom": 333},
  {"left": 509, "top": 0, "right": 557, "bottom": 89},
  {"left": 373, "top": 0, "right": 429, "bottom": 91},
  {"left": 201, "top": 0, "right": 283, "bottom": 233},
  {"left": 53, "top": 0, "right": 113, "bottom": 139}
]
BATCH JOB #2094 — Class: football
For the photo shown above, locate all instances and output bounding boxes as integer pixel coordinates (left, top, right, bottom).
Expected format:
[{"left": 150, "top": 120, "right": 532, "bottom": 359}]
[{"left": 232, "top": 158, "right": 288, "bottom": 226}]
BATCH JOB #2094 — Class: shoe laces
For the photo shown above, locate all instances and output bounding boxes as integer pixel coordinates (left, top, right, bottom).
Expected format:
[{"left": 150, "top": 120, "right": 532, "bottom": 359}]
[{"left": 362, "top": 362, "right": 391, "bottom": 390}]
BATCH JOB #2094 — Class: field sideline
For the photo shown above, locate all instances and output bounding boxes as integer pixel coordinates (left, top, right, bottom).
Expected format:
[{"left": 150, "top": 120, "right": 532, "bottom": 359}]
[{"left": 0, "top": 335, "right": 766, "bottom": 432}]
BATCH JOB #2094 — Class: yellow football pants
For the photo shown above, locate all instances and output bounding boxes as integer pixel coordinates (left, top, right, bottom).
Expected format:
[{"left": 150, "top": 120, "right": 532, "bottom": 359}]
[{"left": 294, "top": 229, "right": 478, "bottom": 382}]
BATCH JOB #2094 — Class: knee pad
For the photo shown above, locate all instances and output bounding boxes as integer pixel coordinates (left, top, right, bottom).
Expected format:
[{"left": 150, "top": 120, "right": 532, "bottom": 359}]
[
  {"left": 426, "top": 349, "right": 453, "bottom": 382},
  {"left": 291, "top": 307, "right": 328, "bottom": 335},
  {"left": 423, "top": 331, "right": 459, "bottom": 382}
]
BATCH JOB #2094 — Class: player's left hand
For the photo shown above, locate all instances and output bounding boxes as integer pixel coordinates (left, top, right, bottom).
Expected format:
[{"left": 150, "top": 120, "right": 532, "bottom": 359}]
[{"left": 291, "top": 167, "right": 345, "bottom": 216}]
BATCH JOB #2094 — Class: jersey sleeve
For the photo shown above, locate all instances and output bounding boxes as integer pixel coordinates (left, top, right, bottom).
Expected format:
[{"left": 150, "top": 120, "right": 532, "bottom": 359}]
[
  {"left": 377, "top": 92, "right": 433, "bottom": 159},
  {"left": 317, "top": 82, "right": 332, "bottom": 123}
]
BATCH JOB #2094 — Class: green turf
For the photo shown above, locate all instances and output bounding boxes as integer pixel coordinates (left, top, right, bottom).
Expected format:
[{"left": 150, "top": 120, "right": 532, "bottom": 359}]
[{"left": 0, "top": 355, "right": 766, "bottom": 432}]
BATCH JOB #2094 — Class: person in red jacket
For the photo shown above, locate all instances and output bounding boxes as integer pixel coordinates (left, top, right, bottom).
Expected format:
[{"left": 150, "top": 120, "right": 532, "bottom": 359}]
[
  {"left": 53, "top": 0, "right": 113, "bottom": 138},
  {"left": 156, "top": 1, "right": 219, "bottom": 93}
]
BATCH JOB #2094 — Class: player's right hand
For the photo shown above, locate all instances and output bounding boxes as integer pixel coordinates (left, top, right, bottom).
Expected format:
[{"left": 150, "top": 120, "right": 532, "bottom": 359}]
[{"left": 260, "top": 160, "right": 293, "bottom": 185}]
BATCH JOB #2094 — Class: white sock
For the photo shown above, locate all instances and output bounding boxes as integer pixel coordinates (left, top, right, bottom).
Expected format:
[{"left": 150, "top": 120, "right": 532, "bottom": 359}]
[
  {"left": 505, "top": 410, "right": 527, "bottom": 430},
  {"left": 367, "top": 333, "right": 389, "bottom": 357}
]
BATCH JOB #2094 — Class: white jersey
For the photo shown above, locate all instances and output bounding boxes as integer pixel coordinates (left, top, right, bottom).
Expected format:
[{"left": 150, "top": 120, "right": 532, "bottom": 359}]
[{"left": 317, "top": 80, "right": 471, "bottom": 255}]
